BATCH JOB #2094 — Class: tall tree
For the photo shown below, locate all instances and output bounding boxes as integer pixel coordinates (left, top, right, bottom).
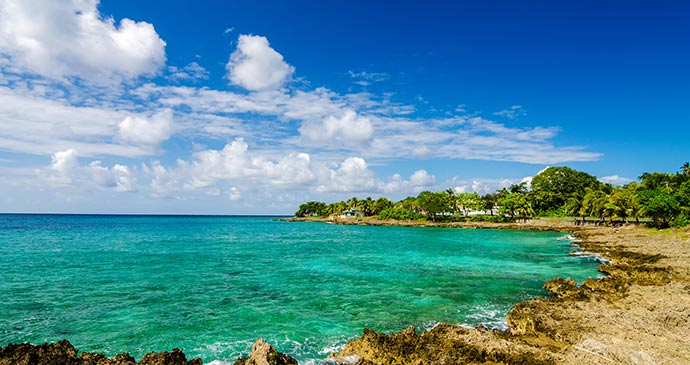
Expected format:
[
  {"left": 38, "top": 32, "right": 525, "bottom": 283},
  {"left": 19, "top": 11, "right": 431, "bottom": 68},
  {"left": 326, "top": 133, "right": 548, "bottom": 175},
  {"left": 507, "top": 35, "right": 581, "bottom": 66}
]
[
  {"left": 455, "top": 192, "right": 483, "bottom": 217},
  {"left": 639, "top": 190, "right": 679, "bottom": 227},
  {"left": 498, "top": 193, "right": 531, "bottom": 220},
  {"left": 530, "top": 166, "right": 601, "bottom": 214},
  {"left": 417, "top": 191, "right": 448, "bottom": 221},
  {"left": 481, "top": 193, "right": 498, "bottom": 215},
  {"left": 295, "top": 201, "right": 328, "bottom": 217}
]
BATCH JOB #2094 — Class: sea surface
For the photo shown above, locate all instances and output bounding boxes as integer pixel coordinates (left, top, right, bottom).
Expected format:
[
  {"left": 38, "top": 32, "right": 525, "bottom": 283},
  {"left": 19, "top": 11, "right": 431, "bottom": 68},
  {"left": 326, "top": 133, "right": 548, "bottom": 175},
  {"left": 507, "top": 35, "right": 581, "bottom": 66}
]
[{"left": 0, "top": 214, "right": 601, "bottom": 364}]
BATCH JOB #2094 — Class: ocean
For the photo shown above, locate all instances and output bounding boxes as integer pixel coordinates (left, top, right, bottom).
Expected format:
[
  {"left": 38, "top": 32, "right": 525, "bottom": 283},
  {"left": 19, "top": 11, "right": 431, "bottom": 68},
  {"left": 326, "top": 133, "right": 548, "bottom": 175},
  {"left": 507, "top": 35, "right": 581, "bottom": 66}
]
[{"left": 0, "top": 214, "right": 600, "bottom": 363}]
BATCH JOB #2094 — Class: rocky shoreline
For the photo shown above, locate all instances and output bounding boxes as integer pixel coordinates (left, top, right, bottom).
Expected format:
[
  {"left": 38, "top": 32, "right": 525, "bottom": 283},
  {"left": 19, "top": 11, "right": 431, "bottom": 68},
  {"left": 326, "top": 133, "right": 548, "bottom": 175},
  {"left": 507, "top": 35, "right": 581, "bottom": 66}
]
[
  {"left": 3, "top": 219, "right": 689, "bottom": 364},
  {"left": 324, "top": 219, "right": 690, "bottom": 364}
]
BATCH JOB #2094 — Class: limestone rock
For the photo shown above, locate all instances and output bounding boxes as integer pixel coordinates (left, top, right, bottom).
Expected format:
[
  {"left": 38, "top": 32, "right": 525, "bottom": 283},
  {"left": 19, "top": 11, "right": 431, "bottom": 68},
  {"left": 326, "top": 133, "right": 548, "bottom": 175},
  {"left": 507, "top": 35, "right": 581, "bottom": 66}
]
[{"left": 233, "top": 339, "right": 297, "bottom": 365}]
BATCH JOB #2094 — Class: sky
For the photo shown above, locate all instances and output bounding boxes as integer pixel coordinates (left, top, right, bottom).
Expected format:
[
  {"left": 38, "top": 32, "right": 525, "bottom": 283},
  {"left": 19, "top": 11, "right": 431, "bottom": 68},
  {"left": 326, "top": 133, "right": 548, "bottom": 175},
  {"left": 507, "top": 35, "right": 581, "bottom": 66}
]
[{"left": 0, "top": 0, "right": 688, "bottom": 214}]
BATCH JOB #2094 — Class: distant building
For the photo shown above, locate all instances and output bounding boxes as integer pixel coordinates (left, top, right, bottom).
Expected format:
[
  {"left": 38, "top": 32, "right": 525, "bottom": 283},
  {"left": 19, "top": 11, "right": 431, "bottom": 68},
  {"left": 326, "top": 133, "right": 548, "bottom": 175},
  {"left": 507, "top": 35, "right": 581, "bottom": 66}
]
[{"left": 342, "top": 208, "right": 363, "bottom": 217}]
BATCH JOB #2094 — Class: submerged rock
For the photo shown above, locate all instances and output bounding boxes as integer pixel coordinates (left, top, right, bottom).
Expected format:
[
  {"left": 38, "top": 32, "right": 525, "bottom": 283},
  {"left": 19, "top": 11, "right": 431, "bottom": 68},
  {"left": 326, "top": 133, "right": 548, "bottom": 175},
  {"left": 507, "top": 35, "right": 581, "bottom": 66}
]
[
  {"left": 0, "top": 340, "right": 201, "bottom": 365},
  {"left": 233, "top": 339, "right": 297, "bottom": 365}
]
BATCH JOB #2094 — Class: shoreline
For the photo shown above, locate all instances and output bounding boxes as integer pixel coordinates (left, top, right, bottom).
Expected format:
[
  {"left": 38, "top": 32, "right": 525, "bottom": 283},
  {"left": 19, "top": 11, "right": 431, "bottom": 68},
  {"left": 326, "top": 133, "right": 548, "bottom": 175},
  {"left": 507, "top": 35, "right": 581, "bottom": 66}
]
[
  {"left": 309, "top": 217, "right": 690, "bottom": 364},
  {"left": 3, "top": 219, "right": 689, "bottom": 364}
]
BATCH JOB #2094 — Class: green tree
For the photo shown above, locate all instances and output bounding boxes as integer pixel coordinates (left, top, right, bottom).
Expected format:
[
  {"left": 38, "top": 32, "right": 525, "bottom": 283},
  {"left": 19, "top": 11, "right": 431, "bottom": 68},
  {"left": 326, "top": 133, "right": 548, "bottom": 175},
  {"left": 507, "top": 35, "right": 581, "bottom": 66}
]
[
  {"left": 326, "top": 201, "right": 346, "bottom": 216},
  {"left": 295, "top": 201, "right": 328, "bottom": 217},
  {"left": 481, "top": 193, "right": 498, "bottom": 215},
  {"left": 372, "top": 197, "right": 394, "bottom": 216},
  {"left": 358, "top": 197, "right": 375, "bottom": 216},
  {"left": 445, "top": 189, "right": 458, "bottom": 216},
  {"left": 498, "top": 193, "right": 531, "bottom": 221},
  {"left": 530, "top": 166, "right": 601, "bottom": 214},
  {"left": 639, "top": 190, "right": 679, "bottom": 227},
  {"left": 681, "top": 162, "right": 690, "bottom": 176},
  {"left": 580, "top": 189, "right": 610, "bottom": 220},
  {"left": 417, "top": 191, "right": 448, "bottom": 221},
  {"left": 455, "top": 192, "right": 483, "bottom": 217}
]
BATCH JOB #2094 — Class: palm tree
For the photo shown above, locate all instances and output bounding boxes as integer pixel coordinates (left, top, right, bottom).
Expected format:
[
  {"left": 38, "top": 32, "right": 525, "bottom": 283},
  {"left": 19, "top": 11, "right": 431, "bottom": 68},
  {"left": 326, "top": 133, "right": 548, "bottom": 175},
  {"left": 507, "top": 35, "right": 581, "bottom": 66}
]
[
  {"left": 445, "top": 189, "right": 457, "bottom": 216},
  {"left": 681, "top": 162, "right": 690, "bottom": 176}
]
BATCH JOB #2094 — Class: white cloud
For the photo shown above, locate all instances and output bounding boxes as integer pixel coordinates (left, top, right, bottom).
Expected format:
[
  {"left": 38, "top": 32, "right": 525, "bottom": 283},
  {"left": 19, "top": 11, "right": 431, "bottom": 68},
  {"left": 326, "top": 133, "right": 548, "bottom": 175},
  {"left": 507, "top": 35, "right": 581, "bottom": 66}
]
[
  {"left": 226, "top": 35, "right": 294, "bottom": 91},
  {"left": 167, "top": 62, "right": 209, "bottom": 82},
  {"left": 0, "top": 0, "right": 166, "bottom": 83},
  {"left": 599, "top": 175, "right": 633, "bottom": 185},
  {"left": 86, "top": 161, "right": 135, "bottom": 192},
  {"left": 299, "top": 110, "right": 374, "bottom": 144},
  {"left": 130, "top": 83, "right": 600, "bottom": 165},
  {"left": 452, "top": 178, "right": 516, "bottom": 195},
  {"left": 348, "top": 70, "right": 389, "bottom": 86},
  {"left": 143, "top": 160, "right": 178, "bottom": 195},
  {"left": 382, "top": 170, "right": 436, "bottom": 194},
  {"left": 0, "top": 87, "right": 172, "bottom": 157},
  {"left": 117, "top": 109, "right": 173, "bottom": 147},
  {"left": 228, "top": 187, "right": 241, "bottom": 200},
  {"left": 142, "top": 139, "right": 437, "bottom": 197},
  {"left": 493, "top": 105, "right": 527, "bottom": 119},
  {"left": 48, "top": 149, "right": 135, "bottom": 191},
  {"left": 409, "top": 169, "right": 436, "bottom": 186},
  {"left": 51, "top": 148, "right": 79, "bottom": 175},
  {"left": 315, "top": 157, "right": 378, "bottom": 193}
]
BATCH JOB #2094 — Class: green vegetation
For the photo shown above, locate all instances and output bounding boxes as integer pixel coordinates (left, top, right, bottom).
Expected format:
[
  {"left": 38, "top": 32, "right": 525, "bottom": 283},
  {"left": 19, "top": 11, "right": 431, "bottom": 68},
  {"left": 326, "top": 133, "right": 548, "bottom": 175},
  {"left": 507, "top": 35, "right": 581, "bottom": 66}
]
[{"left": 294, "top": 163, "right": 690, "bottom": 228}]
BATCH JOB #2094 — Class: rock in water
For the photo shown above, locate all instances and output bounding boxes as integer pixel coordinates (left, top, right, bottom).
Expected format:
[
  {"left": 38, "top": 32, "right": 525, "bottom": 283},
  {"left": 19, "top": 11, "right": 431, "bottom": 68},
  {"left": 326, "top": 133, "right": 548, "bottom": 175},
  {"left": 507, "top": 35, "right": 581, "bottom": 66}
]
[
  {"left": 0, "top": 340, "right": 202, "bottom": 365},
  {"left": 0, "top": 340, "right": 80, "bottom": 365},
  {"left": 233, "top": 339, "right": 298, "bottom": 365}
]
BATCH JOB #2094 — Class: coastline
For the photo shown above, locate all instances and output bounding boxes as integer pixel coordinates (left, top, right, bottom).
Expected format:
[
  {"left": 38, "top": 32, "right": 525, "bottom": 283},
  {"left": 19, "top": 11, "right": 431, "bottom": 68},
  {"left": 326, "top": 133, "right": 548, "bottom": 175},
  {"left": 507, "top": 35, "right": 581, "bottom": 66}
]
[
  {"left": 3, "top": 218, "right": 689, "bottom": 364},
  {"left": 306, "top": 217, "right": 690, "bottom": 364}
]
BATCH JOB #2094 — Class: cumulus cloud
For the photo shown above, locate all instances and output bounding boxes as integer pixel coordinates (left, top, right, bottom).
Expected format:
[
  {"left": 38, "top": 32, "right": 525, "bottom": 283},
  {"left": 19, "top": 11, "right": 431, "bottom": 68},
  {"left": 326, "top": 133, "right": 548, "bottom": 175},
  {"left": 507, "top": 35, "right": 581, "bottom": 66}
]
[
  {"left": 226, "top": 35, "right": 294, "bottom": 91},
  {"left": 451, "top": 177, "right": 518, "bottom": 195},
  {"left": 51, "top": 149, "right": 80, "bottom": 176},
  {"left": 0, "top": 0, "right": 166, "bottom": 83},
  {"left": 300, "top": 110, "right": 374, "bottom": 144},
  {"left": 599, "top": 175, "right": 633, "bottom": 186},
  {"left": 140, "top": 138, "right": 439, "bottom": 197},
  {"left": 117, "top": 109, "right": 173, "bottom": 147},
  {"left": 48, "top": 149, "right": 135, "bottom": 191},
  {"left": 382, "top": 170, "right": 436, "bottom": 194},
  {"left": 171, "top": 138, "right": 318, "bottom": 190},
  {"left": 315, "top": 157, "right": 378, "bottom": 193}
]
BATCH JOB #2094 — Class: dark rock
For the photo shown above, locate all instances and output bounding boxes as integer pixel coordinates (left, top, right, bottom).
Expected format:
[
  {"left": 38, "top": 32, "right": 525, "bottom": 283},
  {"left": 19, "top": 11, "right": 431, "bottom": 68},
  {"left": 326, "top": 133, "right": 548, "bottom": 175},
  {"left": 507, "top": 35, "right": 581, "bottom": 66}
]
[
  {"left": 233, "top": 339, "right": 297, "bottom": 365},
  {"left": 0, "top": 339, "right": 80, "bottom": 365},
  {"left": 0, "top": 340, "right": 202, "bottom": 365},
  {"left": 139, "top": 349, "right": 201, "bottom": 365}
]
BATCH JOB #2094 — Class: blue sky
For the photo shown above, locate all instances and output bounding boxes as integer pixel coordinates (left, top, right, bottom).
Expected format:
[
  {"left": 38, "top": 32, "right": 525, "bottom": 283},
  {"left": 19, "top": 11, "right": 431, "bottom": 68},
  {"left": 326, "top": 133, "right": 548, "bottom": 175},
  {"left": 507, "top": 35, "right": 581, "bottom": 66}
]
[{"left": 0, "top": 0, "right": 688, "bottom": 214}]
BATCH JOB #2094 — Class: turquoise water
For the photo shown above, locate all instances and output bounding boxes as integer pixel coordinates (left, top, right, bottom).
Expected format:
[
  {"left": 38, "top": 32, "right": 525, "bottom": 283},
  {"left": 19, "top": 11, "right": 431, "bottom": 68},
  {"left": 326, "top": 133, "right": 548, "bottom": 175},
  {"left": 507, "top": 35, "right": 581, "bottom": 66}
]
[{"left": 0, "top": 215, "right": 600, "bottom": 364}]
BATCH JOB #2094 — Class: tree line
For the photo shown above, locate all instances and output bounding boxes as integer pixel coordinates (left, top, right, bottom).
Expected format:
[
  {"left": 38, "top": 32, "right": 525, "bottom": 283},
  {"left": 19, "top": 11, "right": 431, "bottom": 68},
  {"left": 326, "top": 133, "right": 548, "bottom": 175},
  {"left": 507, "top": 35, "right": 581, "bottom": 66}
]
[{"left": 295, "top": 163, "right": 690, "bottom": 228}]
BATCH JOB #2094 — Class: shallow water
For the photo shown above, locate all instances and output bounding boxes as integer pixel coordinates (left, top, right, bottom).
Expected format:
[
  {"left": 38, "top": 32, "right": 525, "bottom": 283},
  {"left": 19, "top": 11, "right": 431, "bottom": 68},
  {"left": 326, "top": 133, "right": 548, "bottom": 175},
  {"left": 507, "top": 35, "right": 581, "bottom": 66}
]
[{"left": 0, "top": 215, "right": 600, "bottom": 363}]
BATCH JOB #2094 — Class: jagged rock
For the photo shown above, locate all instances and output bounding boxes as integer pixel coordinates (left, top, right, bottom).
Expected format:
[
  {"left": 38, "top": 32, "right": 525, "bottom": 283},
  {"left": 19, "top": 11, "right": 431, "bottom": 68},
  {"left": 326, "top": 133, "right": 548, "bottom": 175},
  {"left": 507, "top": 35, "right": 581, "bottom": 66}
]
[
  {"left": 0, "top": 340, "right": 80, "bottom": 365},
  {"left": 330, "top": 325, "right": 555, "bottom": 365},
  {"left": 0, "top": 340, "right": 201, "bottom": 365},
  {"left": 138, "top": 349, "right": 201, "bottom": 365},
  {"left": 233, "top": 339, "right": 297, "bottom": 365}
]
